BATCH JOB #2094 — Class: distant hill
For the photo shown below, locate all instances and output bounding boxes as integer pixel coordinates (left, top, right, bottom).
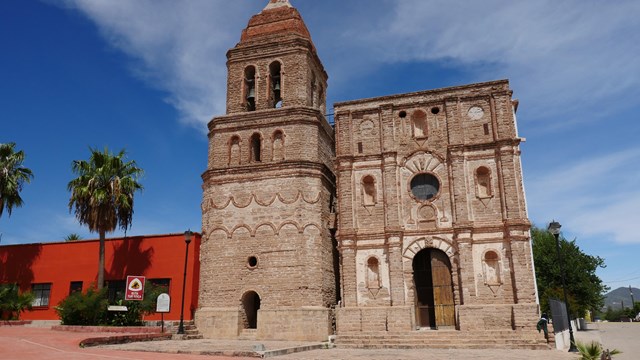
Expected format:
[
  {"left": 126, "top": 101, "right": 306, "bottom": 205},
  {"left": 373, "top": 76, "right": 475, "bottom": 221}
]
[{"left": 603, "top": 287, "right": 640, "bottom": 309}]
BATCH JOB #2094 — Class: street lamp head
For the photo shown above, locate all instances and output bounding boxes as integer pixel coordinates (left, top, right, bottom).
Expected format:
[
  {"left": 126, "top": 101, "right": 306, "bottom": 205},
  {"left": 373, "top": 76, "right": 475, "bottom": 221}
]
[
  {"left": 548, "top": 220, "right": 562, "bottom": 235},
  {"left": 184, "top": 229, "right": 192, "bottom": 244}
]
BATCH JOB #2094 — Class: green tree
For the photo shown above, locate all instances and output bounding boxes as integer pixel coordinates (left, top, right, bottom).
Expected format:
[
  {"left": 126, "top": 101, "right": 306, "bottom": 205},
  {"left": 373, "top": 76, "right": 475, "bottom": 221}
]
[
  {"left": 0, "top": 142, "right": 34, "bottom": 218},
  {"left": 532, "top": 226, "right": 608, "bottom": 317},
  {"left": 67, "top": 148, "right": 143, "bottom": 289},
  {"left": 0, "top": 284, "right": 35, "bottom": 320}
]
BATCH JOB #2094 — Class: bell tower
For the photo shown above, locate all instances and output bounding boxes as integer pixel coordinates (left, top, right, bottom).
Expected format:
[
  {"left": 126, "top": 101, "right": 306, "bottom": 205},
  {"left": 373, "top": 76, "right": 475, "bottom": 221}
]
[
  {"left": 226, "top": 0, "right": 327, "bottom": 115},
  {"left": 197, "top": 0, "right": 336, "bottom": 341}
]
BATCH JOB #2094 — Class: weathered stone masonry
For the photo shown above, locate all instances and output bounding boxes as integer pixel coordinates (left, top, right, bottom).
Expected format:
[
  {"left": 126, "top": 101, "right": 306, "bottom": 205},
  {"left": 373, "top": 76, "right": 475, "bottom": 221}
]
[{"left": 196, "top": 0, "right": 539, "bottom": 342}]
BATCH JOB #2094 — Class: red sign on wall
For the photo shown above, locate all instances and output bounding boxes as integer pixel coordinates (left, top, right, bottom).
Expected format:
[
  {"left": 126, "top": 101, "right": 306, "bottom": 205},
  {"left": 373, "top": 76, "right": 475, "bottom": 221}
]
[{"left": 125, "top": 276, "right": 145, "bottom": 301}]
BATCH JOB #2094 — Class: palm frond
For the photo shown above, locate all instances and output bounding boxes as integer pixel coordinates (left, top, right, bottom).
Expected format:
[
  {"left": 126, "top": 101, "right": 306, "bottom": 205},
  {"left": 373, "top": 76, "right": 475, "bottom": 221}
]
[{"left": 0, "top": 142, "right": 34, "bottom": 218}]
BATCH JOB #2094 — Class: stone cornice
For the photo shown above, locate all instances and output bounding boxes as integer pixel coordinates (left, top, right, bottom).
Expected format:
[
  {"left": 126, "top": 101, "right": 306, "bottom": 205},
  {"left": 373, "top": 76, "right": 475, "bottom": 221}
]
[
  {"left": 208, "top": 106, "right": 334, "bottom": 140},
  {"left": 202, "top": 161, "right": 335, "bottom": 186}
]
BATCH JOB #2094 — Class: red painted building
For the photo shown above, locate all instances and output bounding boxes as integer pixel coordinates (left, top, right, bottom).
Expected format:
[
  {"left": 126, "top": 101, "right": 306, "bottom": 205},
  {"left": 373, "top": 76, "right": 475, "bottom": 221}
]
[{"left": 0, "top": 233, "right": 200, "bottom": 322}]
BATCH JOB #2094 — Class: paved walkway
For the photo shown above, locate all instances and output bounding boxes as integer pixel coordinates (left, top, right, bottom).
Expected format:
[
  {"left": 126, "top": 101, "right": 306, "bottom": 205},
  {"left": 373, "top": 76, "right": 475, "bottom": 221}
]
[
  {"left": 100, "top": 334, "right": 578, "bottom": 360},
  {"left": 573, "top": 322, "right": 640, "bottom": 360},
  {"left": 0, "top": 326, "right": 254, "bottom": 360},
  {"left": 5, "top": 323, "right": 639, "bottom": 359}
]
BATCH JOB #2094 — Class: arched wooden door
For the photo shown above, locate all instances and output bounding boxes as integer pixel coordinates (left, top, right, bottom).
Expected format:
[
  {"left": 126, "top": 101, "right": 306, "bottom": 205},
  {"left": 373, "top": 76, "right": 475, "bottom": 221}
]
[{"left": 413, "top": 248, "right": 456, "bottom": 329}]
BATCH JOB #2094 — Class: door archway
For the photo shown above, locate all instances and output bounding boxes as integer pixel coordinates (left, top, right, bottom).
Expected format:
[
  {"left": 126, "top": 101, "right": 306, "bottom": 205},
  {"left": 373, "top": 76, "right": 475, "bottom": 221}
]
[
  {"left": 240, "top": 291, "right": 261, "bottom": 329},
  {"left": 413, "top": 248, "right": 456, "bottom": 329}
]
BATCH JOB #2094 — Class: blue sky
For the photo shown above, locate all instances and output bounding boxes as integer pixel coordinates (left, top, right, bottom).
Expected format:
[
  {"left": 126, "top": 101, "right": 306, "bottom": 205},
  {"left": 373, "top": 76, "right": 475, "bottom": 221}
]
[{"left": 1, "top": 0, "right": 639, "bottom": 292}]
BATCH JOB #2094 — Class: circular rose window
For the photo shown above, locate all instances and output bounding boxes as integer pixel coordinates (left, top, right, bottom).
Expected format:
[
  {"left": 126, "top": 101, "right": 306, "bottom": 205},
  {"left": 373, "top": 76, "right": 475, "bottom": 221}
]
[{"left": 410, "top": 173, "right": 440, "bottom": 201}]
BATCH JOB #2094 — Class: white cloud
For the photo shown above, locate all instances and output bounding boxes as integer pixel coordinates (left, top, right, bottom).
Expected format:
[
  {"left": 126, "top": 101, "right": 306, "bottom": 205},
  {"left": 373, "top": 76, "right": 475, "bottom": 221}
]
[
  {"left": 526, "top": 148, "right": 640, "bottom": 244},
  {"left": 59, "top": 0, "right": 255, "bottom": 130},
  {"left": 355, "top": 0, "right": 640, "bottom": 121},
  {"left": 53, "top": 1, "right": 640, "bottom": 131}
]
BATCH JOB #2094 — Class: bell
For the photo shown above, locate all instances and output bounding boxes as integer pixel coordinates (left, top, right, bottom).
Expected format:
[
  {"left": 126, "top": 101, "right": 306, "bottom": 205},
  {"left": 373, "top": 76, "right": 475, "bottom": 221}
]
[
  {"left": 273, "top": 80, "right": 281, "bottom": 91},
  {"left": 247, "top": 87, "right": 255, "bottom": 99}
]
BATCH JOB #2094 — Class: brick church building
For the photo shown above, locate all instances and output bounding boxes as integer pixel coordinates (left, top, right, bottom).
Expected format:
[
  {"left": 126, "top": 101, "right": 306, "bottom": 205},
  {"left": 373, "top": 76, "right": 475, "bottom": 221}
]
[{"left": 197, "top": 0, "right": 541, "bottom": 346}]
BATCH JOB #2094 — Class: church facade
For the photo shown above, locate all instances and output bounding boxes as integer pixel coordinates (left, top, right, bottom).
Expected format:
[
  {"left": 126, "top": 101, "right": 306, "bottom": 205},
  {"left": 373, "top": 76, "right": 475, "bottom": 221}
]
[{"left": 197, "top": 0, "right": 539, "bottom": 342}]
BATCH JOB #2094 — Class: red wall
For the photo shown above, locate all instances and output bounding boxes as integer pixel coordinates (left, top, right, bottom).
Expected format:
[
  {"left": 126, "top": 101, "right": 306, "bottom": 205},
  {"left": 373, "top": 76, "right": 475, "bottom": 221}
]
[{"left": 0, "top": 233, "right": 201, "bottom": 322}]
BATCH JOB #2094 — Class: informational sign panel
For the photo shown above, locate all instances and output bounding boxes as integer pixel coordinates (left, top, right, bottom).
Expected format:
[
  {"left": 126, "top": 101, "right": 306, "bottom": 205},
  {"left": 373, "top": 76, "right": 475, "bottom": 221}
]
[
  {"left": 156, "top": 293, "right": 170, "bottom": 313},
  {"left": 125, "top": 276, "right": 145, "bottom": 301}
]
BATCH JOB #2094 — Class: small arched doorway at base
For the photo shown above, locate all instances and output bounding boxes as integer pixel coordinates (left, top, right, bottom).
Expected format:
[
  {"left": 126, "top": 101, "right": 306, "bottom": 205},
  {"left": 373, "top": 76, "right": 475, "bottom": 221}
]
[
  {"left": 412, "top": 248, "right": 456, "bottom": 329},
  {"left": 240, "top": 291, "right": 261, "bottom": 329}
]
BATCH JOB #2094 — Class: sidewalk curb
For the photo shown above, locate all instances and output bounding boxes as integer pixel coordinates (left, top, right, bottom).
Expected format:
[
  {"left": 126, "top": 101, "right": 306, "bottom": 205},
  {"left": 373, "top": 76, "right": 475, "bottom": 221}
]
[{"left": 80, "top": 333, "right": 172, "bottom": 347}]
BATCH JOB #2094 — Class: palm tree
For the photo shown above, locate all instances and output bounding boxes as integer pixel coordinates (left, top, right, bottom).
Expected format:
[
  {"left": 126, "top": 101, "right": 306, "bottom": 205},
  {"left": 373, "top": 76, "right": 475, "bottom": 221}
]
[
  {"left": 68, "top": 147, "right": 143, "bottom": 289},
  {"left": 0, "top": 142, "right": 34, "bottom": 218},
  {"left": 0, "top": 284, "right": 35, "bottom": 320},
  {"left": 64, "top": 233, "right": 83, "bottom": 241}
]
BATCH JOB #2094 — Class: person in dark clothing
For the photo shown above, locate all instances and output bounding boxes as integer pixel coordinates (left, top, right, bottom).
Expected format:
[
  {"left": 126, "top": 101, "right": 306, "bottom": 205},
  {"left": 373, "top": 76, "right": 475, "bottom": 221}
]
[{"left": 537, "top": 312, "right": 549, "bottom": 342}]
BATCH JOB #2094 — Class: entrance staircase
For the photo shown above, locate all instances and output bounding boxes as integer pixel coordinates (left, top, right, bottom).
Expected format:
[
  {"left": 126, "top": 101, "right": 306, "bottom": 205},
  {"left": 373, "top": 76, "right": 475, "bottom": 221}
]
[
  {"left": 335, "top": 330, "right": 550, "bottom": 350},
  {"left": 170, "top": 320, "right": 203, "bottom": 340}
]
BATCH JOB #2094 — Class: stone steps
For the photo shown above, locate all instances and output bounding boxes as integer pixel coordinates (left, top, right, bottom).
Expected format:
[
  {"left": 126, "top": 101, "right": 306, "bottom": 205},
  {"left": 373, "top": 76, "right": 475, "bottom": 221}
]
[
  {"left": 170, "top": 321, "right": 204, "bottom": 340},
  {"left": 335, "top": 330, "right": 550, "bottom": 350},
  {"left": 238, "top": 328, "right": 257, "bottom": 340}
]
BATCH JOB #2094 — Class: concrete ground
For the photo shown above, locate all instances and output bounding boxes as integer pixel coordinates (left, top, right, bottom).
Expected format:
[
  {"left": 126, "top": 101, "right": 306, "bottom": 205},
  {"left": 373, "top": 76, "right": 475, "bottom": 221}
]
[
  {"left": 3, "top": 323, "right": 638, "bottom": 359},
  {"left": 573, "top": 322, "right": 639, "bottom": 360}
]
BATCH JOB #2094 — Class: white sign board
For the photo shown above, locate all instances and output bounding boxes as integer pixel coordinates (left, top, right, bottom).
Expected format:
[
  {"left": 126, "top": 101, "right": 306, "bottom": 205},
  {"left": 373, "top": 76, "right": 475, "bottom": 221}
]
[
  {"left": 156, "top": 293, "right": 170, "bottom": 313},
  {"left": 108, "top": 305, "right": 128, "bottom": 312}
]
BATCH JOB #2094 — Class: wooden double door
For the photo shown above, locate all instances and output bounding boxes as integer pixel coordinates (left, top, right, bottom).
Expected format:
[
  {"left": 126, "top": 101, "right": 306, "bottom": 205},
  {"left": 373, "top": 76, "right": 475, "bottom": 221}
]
[{"left": 413, "top": 249, "right": 456, "bottom": 329}]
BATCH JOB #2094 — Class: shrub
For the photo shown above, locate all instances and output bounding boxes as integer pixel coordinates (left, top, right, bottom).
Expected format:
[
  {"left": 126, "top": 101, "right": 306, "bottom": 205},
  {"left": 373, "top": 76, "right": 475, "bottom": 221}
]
[
  {"left": 108, "top": 282, "right": 167, "bottom": 326},
  {"left": 56, "top": 286, "right": 108, "bottom": 325},
  {"left": 0, "top": 284, "right": 35, "bottom": 320},
  {"left": 56, "top": 282, "right": 166, "bottom": 326},
  {"left": 576, "top": 341, "right": 621, "bottom": 360}
]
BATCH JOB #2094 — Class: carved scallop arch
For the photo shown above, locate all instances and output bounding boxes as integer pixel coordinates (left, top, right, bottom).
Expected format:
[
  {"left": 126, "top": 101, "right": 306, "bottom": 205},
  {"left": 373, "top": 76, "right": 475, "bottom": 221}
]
[
  {"left": 277, "top": 220, "right": 303, "bottom": 234},
  {"left": 205, "top": 221, "right": 321, "bottom": 239},
  {"left": 401, "top": 151, "right": 446, "bottom": 175},
  {"left": 231, "top": 224, "right": 253, "bottom": 237},
  {"left": 302, "top": 222, "right": 322, "bottom": 234},
  {"left": 402, "top": 236, "right": 458, "bottom": 261},
  {"left": 254, "top": 222, "right": 278, "bottom": 237},
  {"left": 202, "top": 191, "right": 322, "bottom": 213},
  {"left": 207, "top": 226, "right": 231, "bottom": 239}
]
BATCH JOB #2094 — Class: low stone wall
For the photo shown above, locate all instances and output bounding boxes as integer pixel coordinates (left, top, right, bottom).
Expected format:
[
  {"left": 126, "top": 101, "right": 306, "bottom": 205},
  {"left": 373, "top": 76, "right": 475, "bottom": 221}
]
[
  {"left": 52, "top": 325, "right": 162, "bottom": 333},
  {"left": 258, "top": 307, "right": 331, "bottom": 341},
  {"left": 336, "top": 306, "right": 413, "bottom": 333},
  {"left": 196, "top": 306, "right": 332, "bottom": 341},
  {"left": 457, "top": 303, "right": 539, "bottom": 331},
  {"left": 0, "top": 320, "right": 32, "bottom": 326},
  {"left": 195, "top": 307, "right": 241, "bottom": 339}
]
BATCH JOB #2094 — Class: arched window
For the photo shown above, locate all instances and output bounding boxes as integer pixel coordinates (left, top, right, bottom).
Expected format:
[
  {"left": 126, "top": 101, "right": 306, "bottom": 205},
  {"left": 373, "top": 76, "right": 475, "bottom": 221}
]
[
  {"left": 366, "top": 257, "right": 381, "bottom": 289},
  {"left": 244, "top": 66, "right": 256, "bottom": 111},
  {"left": 250, "top": 133, "right": 261, "bottom": 162},
  {"left": 476, "top": 166, "right": 492, "bottom": 198},
  {"left": 269, "top": 62, "right": 282, "bottom": 108},
  {"left": 411, "top": 110, "right": 428, "bottom": 138},
  {"left": 362, "top": 175, "right": 376, "bottom": 205},
  {"left": 483, "top": 251, "right": 501, "bottom": 285},
  {"left": 229, "top": 135, "right": 241, "bottom": 165},
  {"left": 272, "top": 130, "right": 284, "bottom": 161}
]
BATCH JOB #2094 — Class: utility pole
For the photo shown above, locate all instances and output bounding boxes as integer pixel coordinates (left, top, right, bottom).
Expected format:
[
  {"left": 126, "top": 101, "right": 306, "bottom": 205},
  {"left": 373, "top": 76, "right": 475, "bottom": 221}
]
[{"left": 630, "top": 286, "right": 635, "bottom": 308}]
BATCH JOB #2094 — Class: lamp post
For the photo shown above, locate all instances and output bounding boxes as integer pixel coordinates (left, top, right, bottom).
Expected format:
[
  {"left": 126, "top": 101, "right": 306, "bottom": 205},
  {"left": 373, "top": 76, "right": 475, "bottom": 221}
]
[
  {"left": 548, "top": 220, "right": 577, "bottom": 352},
  {"left": 177, "top": 230, "right": 192, "bottom": 335}
]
